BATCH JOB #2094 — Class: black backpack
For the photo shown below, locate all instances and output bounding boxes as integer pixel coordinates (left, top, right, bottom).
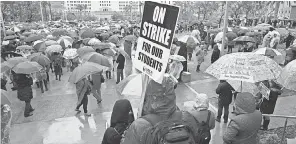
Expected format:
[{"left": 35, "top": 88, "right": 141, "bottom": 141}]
[
  {"left": 191, "top": 111, "right": 211, "bottom": 144},
  {"left": 141, "top": 111, "right": 194, "bottom": 144},
  {"left": 141, "top": 111, "right": 211, "bottom": 144}
]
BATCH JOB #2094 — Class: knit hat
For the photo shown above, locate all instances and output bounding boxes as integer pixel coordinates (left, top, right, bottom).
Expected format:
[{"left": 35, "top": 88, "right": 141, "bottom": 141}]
[{"left": 235, "top": 92, "right": 256, "bottom": 114}]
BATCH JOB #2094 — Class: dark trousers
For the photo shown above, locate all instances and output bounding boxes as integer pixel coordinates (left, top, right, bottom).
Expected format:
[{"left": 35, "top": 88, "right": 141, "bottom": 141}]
[
  {"left": 228, "top": 45, "right": 234, "bottom": 53},
  {"left": 217, "top": 101, "right": 230, "bottom": 121},
  {"left": 46, "top": 72, "right": 49, "bottom": 82},
  {"left": 116, "top": 69, "right": 124, "bottom": 83},
  {"left": 24, "top": 100, "right": 33, "bottom": 116},
  {"left": 106, "top": 71, "right": 111, "bottom": 79},
  {"left": 76, "top": 95, "right": 88, "bottom": 113}
]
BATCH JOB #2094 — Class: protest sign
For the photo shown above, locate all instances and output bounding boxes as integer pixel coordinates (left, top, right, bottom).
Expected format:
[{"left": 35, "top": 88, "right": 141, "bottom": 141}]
[
  {"left": 133, "top": 1, "right": 179, "bottom": 84},
  {"left": 258, "top": 82, "right": 270, "bottom": 100}
]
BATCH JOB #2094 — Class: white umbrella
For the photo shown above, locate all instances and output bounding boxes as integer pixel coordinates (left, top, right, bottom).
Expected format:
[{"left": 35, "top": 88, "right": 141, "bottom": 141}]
[
  {"left": 117, "top": 74, "right": 143, "bottom": 96},
  {"left": 178, "top": 35, "right": 200, "bottom": 44},
  {"left": 277, "top": 60, "right": 296, "bottom": 91},
  {"left": 254, "top": 47, "right": 282, "bottom": 56},
  {"left": 63, "top": 48, "right": 78, "bottom": 59},
  {"left": 205, "top": 52, "right": 282, "bottom": 83}
]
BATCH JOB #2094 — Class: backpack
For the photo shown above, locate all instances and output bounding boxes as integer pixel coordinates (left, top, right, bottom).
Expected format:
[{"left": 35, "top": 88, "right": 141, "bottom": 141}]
[
  {"left": 191, "top": 111, "right": 211, "bottom": 144},
  {"left": 142, "top": 111, "right": 211, "bottom": 144},
  {"left": 141, "top": 111, "right": 196, "bottom": 144}
]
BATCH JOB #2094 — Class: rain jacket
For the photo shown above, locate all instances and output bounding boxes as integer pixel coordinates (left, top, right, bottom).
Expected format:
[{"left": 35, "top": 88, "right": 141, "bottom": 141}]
[
  {"left": 75, "top": 78, "right": 92, "bottom": 106},
  {"left": 223, "top": 92, "right": 262, "bottom": 144},
  {"left": 15, "top": 74, "right": 33, "bottom": 102},
  {"left": 183, "top": 94, "right": 215, "bottom": 130},
  {"left": 262, "top": 32, "right": 272, "bottom": 47},
  {"left": 121, "top": 75, "right": 177, "bottom": 144},
  {"left": 102, "top": 99, "right": 135, "bottom": 144}
]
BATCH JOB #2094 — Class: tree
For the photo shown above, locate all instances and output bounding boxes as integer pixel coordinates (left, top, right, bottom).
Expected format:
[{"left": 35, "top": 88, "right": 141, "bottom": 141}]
[
  {"left": 124, "top": 4, "right": 132, "bottom": 20},
  {"left": 112, "top": 12, "right": 125, "bottom": 21},
  {"left": 229, "top": 1, "right": 244, "bottom": 18},
  {"left": 76, "top": 4, "right": 87, "bottom": 20}
]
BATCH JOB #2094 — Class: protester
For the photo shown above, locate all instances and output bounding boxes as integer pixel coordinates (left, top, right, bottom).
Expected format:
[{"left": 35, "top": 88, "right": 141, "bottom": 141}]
[
  {"left": 122, "top": 67, "right": 212, "bottom": 144},
  {"left": 116, "top": 53, "right": 125, "bottom": 84},
  {"left": 75, "top": 78, "right": 92, "bottom": 116},
  {"left": 183, "top": 93, "right": 216, "bottom": 130},
  {"left": 195, "top": 41, "right": 207, "bottom": 72},
  {"left": 123, "top": 39, "right": 133, "bottom": 77},
  {"left": 216, "top": 80, "right": 235, "bottom": 123},
  {"left": 14, "top": 73, "right": 34, "bottom": 117},
  {"left": 89, "top": 71, "right": 103, "bottom": 104},
  {"left": 223, "top": 92, "right": 262, "bottom": 144},
  {"left": 35, "top": 68, "right": 48, "bottom": 93},
  {"left": 284, "top": 31, "right": 295, "bottom": 48},
  {"left": 65, "top": 59, "right": 72, "bottom": 72},
  {"left": 211, "top": 44, "right": 220, "bottom": 64},
  {"left": 1, "top": 93, "right": 12, "bottom": 144},
  {"left": 257, "top": 80, "right": 283, "bottom": 130},
  {"left": 102, "top": 99, "right": 135, "bottom": 144}
]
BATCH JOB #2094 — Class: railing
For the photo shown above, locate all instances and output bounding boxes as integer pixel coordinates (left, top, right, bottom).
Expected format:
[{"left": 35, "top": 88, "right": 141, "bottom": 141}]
[{"left": 262, "top": 114, "right": 296, "bottom": 144}]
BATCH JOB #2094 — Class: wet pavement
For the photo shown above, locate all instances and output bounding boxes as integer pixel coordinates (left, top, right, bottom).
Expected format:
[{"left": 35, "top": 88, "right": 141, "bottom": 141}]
[{"left": 7, "top": 47, "right": 296, "bottom": 144}]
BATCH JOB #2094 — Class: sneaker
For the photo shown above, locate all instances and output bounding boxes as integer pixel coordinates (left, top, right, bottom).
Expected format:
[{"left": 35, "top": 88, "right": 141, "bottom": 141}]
[
  {"left": 84, "top": 113, "right": 91, "bottom": 116},
  {"left": 75, "top": 109, "right": 81, "bottom": 112},
  {"left": 30, "top": 108, "right": 35, "bottom": 112},
  {"left": 224, "top": 120, "right": 228, "bottom": 123},
  {"left": 215, "top": 118, "right": 220, "bottom": 122}
]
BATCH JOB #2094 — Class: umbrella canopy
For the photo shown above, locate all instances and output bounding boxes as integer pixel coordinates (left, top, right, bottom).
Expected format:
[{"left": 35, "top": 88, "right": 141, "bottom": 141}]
[
  {"left": 277, "top": 60, "right": 296, "bottom": 91},
  {"left": 33, "top": 40, "right": 46, "bottom": 51},
  {"left": 233, "top": 36, "right": 255, "bottom": 43},
  {"left": 77, "top": 46, "right": 95, "bottom": 57},
  {"left": 57, "top": 38, "right": 72, "bottom": 49},
  {"left": 254, "top": 47, "right": 282, "bottom": 57},
  {"left": 52, "top": 29, "right": 68, "bottom": 37},
  {"left": 124, "top": 35, "right": 137, "bottom": 42},
  {"left": 59, "top": 36, "right": 74, "bottom": 43},
  {"left": 169, "top": 55, "right": 186, "bottom": 62},
  {"left": 24, "top": 34, "right": 43, "bottom": 42},
  {"left": 245, "top": 32, "right": 261, "bottom": 36},
  {"left": 28, "top": 53, "right": 50, "bottom": 67},
  {"left": 1, "top": 91, "right": 11, "bottom": 106},
  {"left": 4, "top": 57, "right": 28, "bottom": 69},
  {"left": 88, "top": 38, "right": 101, "bottom": 46},
  {"left": 253, "top": 23, "right": 273, "bottom": 30},
  {"left": 116, "top": 74, "right": 142, "bottom": 96},
  {"left": 6, "top": 30, "right": 15, "bottom": 35},
  {"left": 68, "top": 62, "right": 106, "bottom": 83},
  {"left": 63, "top": 48, "right": 78, "bottom": 59},
  {"left": 67, "top": 31, "right": 79, "bottom": 38},
  {"left": 205, "top": 52, "right": 282, "bottom": 83},
  {"left": 12, "top": 61, "right": 43, "bottom": 74},
  {"left": 226, "top": 31, "right": 238, "bottom": 41},
  {"left": 93, "top": 43, "right": 112, "bottom": 51},
  {"left": 80, "top": 52, "right": 111, "bottom": 67},
  {"left": 4, "top": 35, "right": 16, "bottom": 40},
  {"left": 100, "top": 33, "right": 110, "bottom": 41},
  {"left": 82, "top": 38, "right": 91, "bottom": 45},
  {"left": 45, "top": 45, "right": 63, "bottom": 53},
  {"left": 101, "top": 48, "right": 116, "bottom": 56},
  {"left": 227, "top": 80, "right": 259, "bottom": 96},
  {"left": 108, "top": 35, "right": 120, "bottom": 45},
  {"left": 45, "top": 40, "right": 59, "bottom": 46},
  {"left": 46, "top": 35, "right": 57, "bottom": 40},
  {"left": 22, "top": 32, "right": 32, "bottom": 36},
  {"left": 16, "top": 45, "right": 34, "bottom": 51},
  {"left": 80, "top": 29, "right": 95, "bottom": 39},
  {"left": 178, "top": 35, "right": 200, "bottom": 44},
  {"left": 12, "top": 26, "right": 21, "bottom": 33}
]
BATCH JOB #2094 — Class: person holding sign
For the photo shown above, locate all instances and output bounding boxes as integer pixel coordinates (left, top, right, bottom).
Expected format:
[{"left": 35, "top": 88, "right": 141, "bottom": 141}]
[{"left": 256, "top": 80, "right": 283, "bottom": 130}]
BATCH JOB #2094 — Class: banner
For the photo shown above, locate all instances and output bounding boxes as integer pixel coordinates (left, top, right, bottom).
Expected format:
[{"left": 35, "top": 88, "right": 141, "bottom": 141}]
[
  {"left": 133, "top": 1, "right": 179, "bottom": 84},
  {"left": 258, "top": 82, "right": 270, "bottom": 100}
]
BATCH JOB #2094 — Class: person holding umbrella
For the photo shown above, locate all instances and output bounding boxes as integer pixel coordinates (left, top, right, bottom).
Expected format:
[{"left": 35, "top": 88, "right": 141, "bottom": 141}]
[
  {"left": 75, "top": 77, "right": 92, "bottom": 116},
  {"left": 14, "top": 73, "right": 35, "bottom": 117}
]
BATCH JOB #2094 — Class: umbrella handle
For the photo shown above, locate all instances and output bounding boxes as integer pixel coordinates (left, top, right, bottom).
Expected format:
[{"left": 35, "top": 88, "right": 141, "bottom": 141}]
[{"left": 241, "top": 81, "right": 243, "bottom": 92}]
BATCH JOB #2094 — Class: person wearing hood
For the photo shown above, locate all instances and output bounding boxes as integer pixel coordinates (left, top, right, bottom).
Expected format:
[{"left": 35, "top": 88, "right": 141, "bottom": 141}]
[
  {"left": 183, "top": 93, "right": 216, "bottom": 130},
  {"left": 223, "top": 92, "right": 262, "bottom": 144},
  {"left": 102, "top": 99, "right": 135, "bottom": 144}
]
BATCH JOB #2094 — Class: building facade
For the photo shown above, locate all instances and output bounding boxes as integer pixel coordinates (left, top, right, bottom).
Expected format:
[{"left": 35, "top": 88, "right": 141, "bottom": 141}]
[{"left": 277, "top": 1, "right": 296, "bottom": 19}]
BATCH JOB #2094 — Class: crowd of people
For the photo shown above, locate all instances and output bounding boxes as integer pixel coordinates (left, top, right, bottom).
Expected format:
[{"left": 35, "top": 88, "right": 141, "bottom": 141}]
[{"left": 1, "top": 17, "right": 296, "bottom": 144}]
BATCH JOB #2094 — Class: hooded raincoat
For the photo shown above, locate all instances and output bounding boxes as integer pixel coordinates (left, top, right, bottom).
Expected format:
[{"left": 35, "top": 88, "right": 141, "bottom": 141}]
[{"left": 223, "top": 92, "right": 262, "bottom": 144}]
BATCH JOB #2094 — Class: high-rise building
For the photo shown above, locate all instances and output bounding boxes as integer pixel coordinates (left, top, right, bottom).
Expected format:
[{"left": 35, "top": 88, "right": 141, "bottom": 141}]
[{"left": 278, "top": 1, "right": 296, "bottom": 19}]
